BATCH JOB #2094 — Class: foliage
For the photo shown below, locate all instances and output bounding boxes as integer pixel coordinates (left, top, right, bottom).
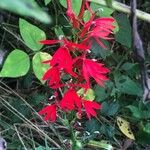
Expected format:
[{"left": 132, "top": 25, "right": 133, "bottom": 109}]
[{"left": 0, "top": 0, "right": 51, "bottom": 23}]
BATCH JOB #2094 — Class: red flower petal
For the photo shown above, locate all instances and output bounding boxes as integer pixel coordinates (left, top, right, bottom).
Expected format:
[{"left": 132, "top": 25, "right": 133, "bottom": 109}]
[
  {"left": 39, "top": 104, "right": 56, "bottom": 122},
  {"left": 42, "top": 67, "right": 61, "bottom": 88},
  {"left": 83, "top": 59, "right": 110, "bottom": 87},
  {"left": 51, "top": 47, "right": 77, "bottom": 77},
  {"left": 93, "top": 17, "right": 115, "bottom": 29},
  {"left": 60, "top": 89, "right": 82, "bottom": 111},
  {"left": 83, "top": 100, "right": 101, "bottom": 119},
  {"left": 39, "top": 39, "right": 62, "bottom": 45},
  {"left": 66, "top": 41, "right": 90, "bottom": 51}
]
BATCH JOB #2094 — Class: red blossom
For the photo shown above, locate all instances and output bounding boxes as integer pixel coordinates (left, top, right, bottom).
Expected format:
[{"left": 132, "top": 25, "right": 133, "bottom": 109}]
[
  {"left": 60, "top": 89, "right": 82, "bottom": 111},
  {"left": 38, "top": 0, "right": 115, "bottom": 122},
  {"left": 83, "top": 59, "right": 110, "bottom": 87},
  {"left": 42, "top": 67, "right": 61, "bottom": 88},
  {"left": 65, "top": 41, "right": 90, "bottom": 51},
  {"left": 51, "top": 47, "right": 77, "bottom": 77},
  {"left": 83, "top": 100, "right": 101, "bottom": 119},
  {"left": 40, "top": 38, "right": 89, "bottom": 51},
  {"left": 80, "top": 17, "right": 115, "bottom": 48},
  {"left": 38, "top": 104, "right": 56, "bottom": 122},
  {"left": 39, "top": 39, "right": 62, "bottom": 45},
  {"left": 93, "top": 18, "right": 115, "bottom": 29},
  {"left": 79, "top": 14, "right": 95, "bottom": 38}
]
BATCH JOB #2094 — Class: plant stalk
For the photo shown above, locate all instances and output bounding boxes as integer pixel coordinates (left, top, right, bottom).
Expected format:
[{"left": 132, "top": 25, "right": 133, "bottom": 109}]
[{"left": 88, "top": 0, "right": 150, "bottom": 23}]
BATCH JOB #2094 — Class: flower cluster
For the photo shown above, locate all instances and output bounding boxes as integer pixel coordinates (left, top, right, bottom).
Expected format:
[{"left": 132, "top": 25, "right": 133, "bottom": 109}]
[{"left": 39, "top": 0, "right": 115, "bottom": 122}]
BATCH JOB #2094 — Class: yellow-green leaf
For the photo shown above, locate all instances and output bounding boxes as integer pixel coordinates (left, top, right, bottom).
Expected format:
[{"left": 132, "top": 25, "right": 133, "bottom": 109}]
[
  {"left": 77, "top": 88, "right": 95, "bottom": 101},
  {"left": 32, "top": 52, "right": 51, "bottom": 84},
  {"left": 117, "top": 117, "right": 135, "bottom": 140}
]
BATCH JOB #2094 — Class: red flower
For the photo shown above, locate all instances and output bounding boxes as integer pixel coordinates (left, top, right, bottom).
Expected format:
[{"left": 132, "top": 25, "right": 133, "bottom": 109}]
[
  {"left": 42, "top": 67, "right": 61, "bottom": 88},
  {"left": 65, "top": 41, "right": 90, "bottom": 51},
  {"left": 93, "top": 18, "right": 115, "bottom": 29},
  {"left": 38, "top": 104, "right": 56, "bottom": 122},
  {"left": 79, "top": 17, "right": 115, "bottom": 48},
  {"left": 40, "top": 38, "right": 89, "bottom": 51},
  {"left": 60, "top": 89, "right": 82, "bottom": 111},
  {"left": 38, "top": 2, "right": 114, "bottom": 122},
  {"left": 83, "top": 100, "right": 101, "bottom": 119},
  {"left": 51, "top": 47, "right": 77, "bottom": 77},
  {"left": 87, "top": 18, "right": 115, "bottom": 43},
  {"left": 83, "top": 59, "right": 110, "bottom": 87}
]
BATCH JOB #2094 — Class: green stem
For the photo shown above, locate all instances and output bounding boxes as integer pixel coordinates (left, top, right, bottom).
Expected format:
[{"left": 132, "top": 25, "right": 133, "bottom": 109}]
[
  {"left": 88, "top": 0, "right": 150, "bottom": 23},
  {"left": 69, "top": 121, "right": 78, "bottom": 150},
  {"left": 70, "top": 126, "right": 77, "bottom": 150},
  {"left": 66, "top": 119, "right": 77, "bottom": 150}
]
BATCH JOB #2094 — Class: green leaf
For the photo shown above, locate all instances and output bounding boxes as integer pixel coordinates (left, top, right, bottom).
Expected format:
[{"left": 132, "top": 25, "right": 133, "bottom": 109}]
[
  {"left": 115, "top": 75, "right": 142, "bottom": 96},
  {"left": 143, "top": 123, "right": 150, "bottom": 134},
  {"left": 95, "top": 85, "right": 109, "bottom": 102},
  {"left": 44, "top": 0, "right": 52, "bottom": 5},
  {"left": 0, "top": 49, "right": 30, "bottom": 77},
  {"left": 101, "top": 101, "right": 119, "bottom": 116},
  {"left": 77, "top": 88, "right": 95, "bottom": 101},
  {"left": 90, "top": 2, "right": 114, "bottom": 17},
  {"left": 85, "top": 118, "right": 101, "bottom": 133},
  {"left": 136, "top": 130, "right": 150, "bottom": 144},
  {"left": 120, "top": 62, "right": 140, "bottom": 77},
  {"left": 32, "top": 52, "right": 51, "bottom": 84},
  {"left": 84, "top": 88, "right": 95, "bottom": 101},
  {"left": 83, "top": 10, "right": 91, "bottom": 22},
  {"left": 127, "top": 105, "right": 150, "bottom": 119},
  {"left": 0, "top": 0, "right": 51, "bottom": 24},
  {"left": 113, "top": 19, "right": 119, "bottom": 34},
  {"left": 59, "top": 0, "right": 82, "bottom": 16},
  {"left": 121, "top": 62, "right": 138, "bottom": 71},
  {"left": 19, "top": 18, "right": 46, "bottom": 51},
  {"left": 54, "top": 26, "right": 65, "bottom": 38},
  {"left": 95, "top": 81, "right": 114, "bottom": 102},
  {"left": 91, "top": 40, "right": 111, "bottom": 59},
  {"left": 35, "top": 146, "right": 44, "bottom": 150},
  {"left": 115, "top": 14, "right": 132, "bottom": 48},
  {"left": 28, "top": 93, "right": 47, "bottom": 106},
  {"left": 88, "top": 140, "right": 113, "bottom": 150},
  {"left": 127, "top": 106, "right": 141, "bottom": 119}
]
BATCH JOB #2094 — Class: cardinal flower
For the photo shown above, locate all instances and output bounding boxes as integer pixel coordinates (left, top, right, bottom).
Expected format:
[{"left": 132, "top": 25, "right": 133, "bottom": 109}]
[
  {"left": 83, "top": 100, "right": 101, "bottom": 119},
  {"left": 87, "top": 18, "right": 115, "bottom": 48},
  {"left": 79, "top": 17, "right": 115, "bottom": 48},
  {"left": 52, "top": 47, "right": 77, "bottom": 77},
  {"left": 93, "top": 18, "right": 115, "bottom": 29},
  {"left": 60, "top": 89, "right": 82, "bottom": 111},
  {"left": 40, "top": 38, "right": 89, "bottom": 51},
  {"left": 42, "top": 67, "right": 61, "bottom": 88},
  {"left": 38, "top": 104, "right": 56, "bottom": 122},
  {"left": 83, "top": 59, "right": 110, "bottom": 87},
  {"left": 42, "top": 46, "right": 77, "bottom": 78}
]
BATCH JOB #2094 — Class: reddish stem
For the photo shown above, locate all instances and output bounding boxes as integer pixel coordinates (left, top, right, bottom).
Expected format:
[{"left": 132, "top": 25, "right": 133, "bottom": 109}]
[{"left": 78, "top": 0, "right": 86, "bottom": 19}]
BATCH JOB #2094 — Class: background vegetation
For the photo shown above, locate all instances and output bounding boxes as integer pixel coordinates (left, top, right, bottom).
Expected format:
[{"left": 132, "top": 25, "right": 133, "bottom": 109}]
[{"left": 0, "top": 0, "right": 150, "bottom": 149}]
